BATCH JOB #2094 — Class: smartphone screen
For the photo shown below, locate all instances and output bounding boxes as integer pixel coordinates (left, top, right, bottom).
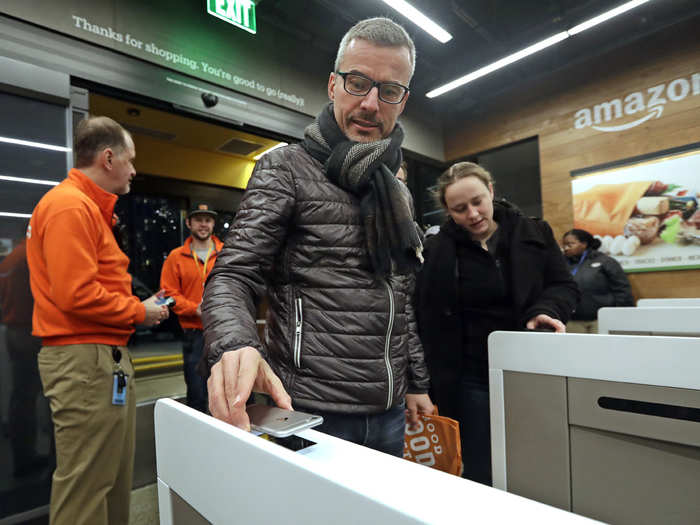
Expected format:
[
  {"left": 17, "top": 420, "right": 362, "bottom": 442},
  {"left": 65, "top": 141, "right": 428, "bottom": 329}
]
[
  {"left": 155, "top": 296, "right": 174, "bottom": 306},
  {"left": 247, "top": 404, "right": 323, "bottom": 438}
]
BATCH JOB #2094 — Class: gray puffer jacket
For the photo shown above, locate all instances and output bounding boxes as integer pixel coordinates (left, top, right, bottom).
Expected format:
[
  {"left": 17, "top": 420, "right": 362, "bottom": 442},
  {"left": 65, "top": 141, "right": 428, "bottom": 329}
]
[{"left": 202, "top": 144, "right": 430, "bottom": 414}]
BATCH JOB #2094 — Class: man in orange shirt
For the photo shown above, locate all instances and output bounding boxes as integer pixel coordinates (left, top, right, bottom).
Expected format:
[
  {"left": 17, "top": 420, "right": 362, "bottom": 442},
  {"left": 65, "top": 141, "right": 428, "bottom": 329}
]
[
  {"left": 160, "top": 203, "right": 222, "bottom": 413},
  {"left": 26, "top": 116, "right": 169, "bottom": 525}
]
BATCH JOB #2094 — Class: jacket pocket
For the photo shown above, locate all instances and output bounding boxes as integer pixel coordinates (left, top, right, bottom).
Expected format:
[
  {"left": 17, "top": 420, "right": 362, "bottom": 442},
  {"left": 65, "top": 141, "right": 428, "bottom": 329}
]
[{"left": 293, "top": 296, "right": 303, "bottom": 368}]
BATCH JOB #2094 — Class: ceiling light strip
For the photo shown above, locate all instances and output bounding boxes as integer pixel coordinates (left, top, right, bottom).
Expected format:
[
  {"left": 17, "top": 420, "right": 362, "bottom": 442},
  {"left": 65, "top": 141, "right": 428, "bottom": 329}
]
[
  {"left": 0, "top": 175, "right": 60, "bottom": 186},
  {"left": 0, "top": 212, "right": 33, "bottom": 218},
  {"left": 381, "top": 0, "right": 453, "bottom": 43},
  {"left": 568, "top": 0, "right": 650, "bottom": 35},
  {"left": 426, "top": 0, "right": 652, "bottom": 97},
  {"left": 427, "top": 32, "right": 568, "bottom": 98},
  {"left": 253, "top": 142, "right": 288, "bottom": 160},
  {"left": 0, "top": 136, "right": 71, "bottom": 152}
]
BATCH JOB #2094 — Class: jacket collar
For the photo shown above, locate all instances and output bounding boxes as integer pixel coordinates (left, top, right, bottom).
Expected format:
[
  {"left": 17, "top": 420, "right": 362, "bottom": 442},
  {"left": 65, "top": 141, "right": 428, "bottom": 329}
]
[
  {"left": 494, "top": 203, "right": 545, "bottom": 246},
  {"left": 66, "top": 169, "right": 118, "bottom": 227},
  {"left": 184, "top": 235, "right": 223, "bottom": 256},
  {"left": 569, "top": 249, "right": 602, "bottom": 264}
]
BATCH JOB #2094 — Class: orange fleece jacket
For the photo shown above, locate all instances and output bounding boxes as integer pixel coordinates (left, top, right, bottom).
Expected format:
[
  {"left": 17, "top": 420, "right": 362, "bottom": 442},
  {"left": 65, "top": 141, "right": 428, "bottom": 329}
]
[
  {"left": 160, "top": 236, "right": 223, "bottom": 330},
  {"left": 26, "top": 169, "right": 146, "bottom": 346}
]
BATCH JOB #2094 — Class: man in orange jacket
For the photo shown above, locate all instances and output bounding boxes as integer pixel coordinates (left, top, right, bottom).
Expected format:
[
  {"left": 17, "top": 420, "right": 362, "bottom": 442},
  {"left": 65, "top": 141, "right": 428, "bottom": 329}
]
[
  {"left": 161, "top": 203, "right": 222, "bottom": 413},
  {"left": 26, "top": 116, "right": 169, "bottom": 525}
]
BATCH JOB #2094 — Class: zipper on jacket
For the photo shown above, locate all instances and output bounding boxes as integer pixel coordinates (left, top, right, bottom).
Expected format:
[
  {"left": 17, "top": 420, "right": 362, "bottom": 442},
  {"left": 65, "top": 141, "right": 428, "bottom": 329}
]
[
  {"left": 383, "top": 280, "right": 395, "bottom": 410},
  {"left": 293, "top": 297, "right": 303, "bottom": 368}
]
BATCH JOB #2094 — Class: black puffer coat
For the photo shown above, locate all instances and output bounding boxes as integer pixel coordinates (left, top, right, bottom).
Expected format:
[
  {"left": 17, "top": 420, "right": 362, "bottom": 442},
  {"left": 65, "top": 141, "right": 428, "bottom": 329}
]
[
  {"left": 202, "top": 144, "right": 430, "bottom": 414},
  {"left": 416, "top": 206, "right": 580, "bottom": 411}
]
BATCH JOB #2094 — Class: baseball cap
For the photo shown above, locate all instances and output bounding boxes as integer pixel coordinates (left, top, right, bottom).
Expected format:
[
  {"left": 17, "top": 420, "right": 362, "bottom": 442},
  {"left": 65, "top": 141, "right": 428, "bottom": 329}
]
[{"left": 187, "top": 202, "right": 218, "bottom": 219}]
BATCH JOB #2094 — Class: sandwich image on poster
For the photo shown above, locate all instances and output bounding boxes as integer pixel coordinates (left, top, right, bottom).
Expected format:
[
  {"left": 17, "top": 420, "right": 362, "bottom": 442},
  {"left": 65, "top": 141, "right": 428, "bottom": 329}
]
[{"left": 571, "top": 147, "right": 700, "bottom": 273}]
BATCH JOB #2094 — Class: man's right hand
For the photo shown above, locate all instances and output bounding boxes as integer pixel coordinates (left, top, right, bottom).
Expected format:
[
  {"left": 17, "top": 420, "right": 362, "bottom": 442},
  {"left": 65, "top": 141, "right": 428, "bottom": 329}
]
[
  {"left": 208, "top": 346, "right": 292, "bottom": 430},
  {"left": 141, "top": 295, "right": 169, "bottom": 326}
]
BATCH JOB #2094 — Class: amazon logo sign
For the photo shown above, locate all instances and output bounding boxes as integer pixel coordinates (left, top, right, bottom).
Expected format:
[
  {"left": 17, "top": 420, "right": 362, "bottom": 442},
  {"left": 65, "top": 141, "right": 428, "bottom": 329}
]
[{"left": 574, "top": 72, "right": 700, "bottom": 133}]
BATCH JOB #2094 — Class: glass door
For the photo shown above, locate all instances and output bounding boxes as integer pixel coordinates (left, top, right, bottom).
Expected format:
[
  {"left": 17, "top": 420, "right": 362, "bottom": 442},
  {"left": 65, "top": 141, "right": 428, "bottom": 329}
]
[{"left": 0, "top": 68, "right": 71, "bottom": 522}]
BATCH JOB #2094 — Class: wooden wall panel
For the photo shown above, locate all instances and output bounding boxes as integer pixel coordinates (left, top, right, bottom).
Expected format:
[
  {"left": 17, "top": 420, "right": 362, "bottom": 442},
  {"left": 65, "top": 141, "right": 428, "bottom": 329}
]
[{"left": 444, "top": 19, "right": 700, "bottom": 299}]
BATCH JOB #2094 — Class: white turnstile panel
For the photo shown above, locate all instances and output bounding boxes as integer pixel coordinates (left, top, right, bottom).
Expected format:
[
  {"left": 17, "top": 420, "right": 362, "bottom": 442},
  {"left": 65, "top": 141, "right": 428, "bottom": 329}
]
[
  {"left": 488, "top": 331, "right": 700, "bottom": 491},
  {"left": 154, "top": 398, "right": 597, "bottom": 524},
  {"left": 637, "top": 298, "right": 700, "bottom": 307},
  {"left": 598, "top": 306, "right": 700, "bottom": 336}
]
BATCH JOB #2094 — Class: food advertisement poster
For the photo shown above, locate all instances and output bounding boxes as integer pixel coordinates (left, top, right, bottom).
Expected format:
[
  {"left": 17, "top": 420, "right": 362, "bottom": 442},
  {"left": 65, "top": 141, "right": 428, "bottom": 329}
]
[{"left": 571, "top": 145, "right": 700, "bottom": 272}]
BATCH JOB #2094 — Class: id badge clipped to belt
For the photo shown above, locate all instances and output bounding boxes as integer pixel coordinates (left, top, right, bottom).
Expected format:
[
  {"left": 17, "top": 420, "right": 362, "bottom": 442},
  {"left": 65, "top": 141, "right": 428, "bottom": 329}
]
[{"left": 111, "top": 347, "right": 128, "bottom": 406}]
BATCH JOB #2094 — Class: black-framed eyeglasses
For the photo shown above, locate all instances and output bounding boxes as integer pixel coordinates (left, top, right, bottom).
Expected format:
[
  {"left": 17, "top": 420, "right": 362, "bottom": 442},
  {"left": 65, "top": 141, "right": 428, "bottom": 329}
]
[{"left": 335, "top": 71, "right": 409, "bottom": 104}]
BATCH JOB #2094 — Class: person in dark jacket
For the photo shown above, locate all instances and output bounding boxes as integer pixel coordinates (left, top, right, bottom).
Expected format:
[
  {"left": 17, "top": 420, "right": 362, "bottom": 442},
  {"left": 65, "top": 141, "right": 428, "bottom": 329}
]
[
  {"left": 563, "top": 228, "right": 634, "bottom": 333},
  {"left": 201, "top": 17, "right": 433, "bottom": 457},
  {"left": 416, "top": 162, "right": 579, "bottom": 485}
]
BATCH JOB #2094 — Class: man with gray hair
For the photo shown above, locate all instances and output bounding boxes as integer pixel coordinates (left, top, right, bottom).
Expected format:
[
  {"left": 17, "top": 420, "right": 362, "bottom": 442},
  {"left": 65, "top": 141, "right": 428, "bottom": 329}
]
[{"left": 202, "top": 17, "right": 433, "bottom": 456}]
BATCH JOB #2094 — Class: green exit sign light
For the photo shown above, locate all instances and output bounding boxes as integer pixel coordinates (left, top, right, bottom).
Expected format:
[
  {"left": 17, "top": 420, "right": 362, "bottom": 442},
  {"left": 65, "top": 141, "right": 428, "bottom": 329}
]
[{"left": 207, "top": 0, "right": 257, "bottom": 34}]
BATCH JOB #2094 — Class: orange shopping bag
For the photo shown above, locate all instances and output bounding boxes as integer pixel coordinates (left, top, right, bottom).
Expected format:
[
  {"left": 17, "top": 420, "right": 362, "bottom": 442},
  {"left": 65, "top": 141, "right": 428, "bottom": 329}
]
[{"left": 403, "top": 411, "right": 462, "bottom": 476}]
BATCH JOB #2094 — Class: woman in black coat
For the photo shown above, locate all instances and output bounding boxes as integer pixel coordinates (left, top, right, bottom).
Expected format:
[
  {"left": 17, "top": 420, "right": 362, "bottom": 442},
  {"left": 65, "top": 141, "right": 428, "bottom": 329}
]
[
  {"left": 562, "top": 228, "right": 634, "bottom": 333},
  {"left": 416, "top": 162, "right": 579, "bottom": 485}
]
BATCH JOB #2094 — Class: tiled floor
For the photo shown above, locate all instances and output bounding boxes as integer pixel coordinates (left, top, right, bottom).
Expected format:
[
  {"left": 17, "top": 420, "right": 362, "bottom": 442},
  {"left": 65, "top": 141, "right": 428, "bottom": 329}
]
[
  {"left": 136, "top": 372, "right": 186, "bottom": 404},
  {"left": 0, "top": 484, "right": 161, "bottom": 525},
  {"left": 0, "top": 344, "right": 186, "bottom": 524},
  {"left": 130, "top": 484, "right": 159, "bottom": 525},
  {"left": 131, "top": 340, "right": 183, "bottom": 359}
]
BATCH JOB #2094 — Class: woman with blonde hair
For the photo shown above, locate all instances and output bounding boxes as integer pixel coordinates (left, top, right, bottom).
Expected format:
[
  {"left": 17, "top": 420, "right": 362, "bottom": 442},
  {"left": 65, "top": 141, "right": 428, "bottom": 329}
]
[{"left": 416, "top": 162, "right": 579, "bottom": 485}]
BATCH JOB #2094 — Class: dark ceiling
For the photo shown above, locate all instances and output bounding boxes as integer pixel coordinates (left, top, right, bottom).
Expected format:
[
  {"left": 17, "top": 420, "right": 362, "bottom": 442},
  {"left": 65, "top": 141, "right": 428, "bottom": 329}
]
[{"left": 256, "top": 0, "right": 700, "bottom": 117}]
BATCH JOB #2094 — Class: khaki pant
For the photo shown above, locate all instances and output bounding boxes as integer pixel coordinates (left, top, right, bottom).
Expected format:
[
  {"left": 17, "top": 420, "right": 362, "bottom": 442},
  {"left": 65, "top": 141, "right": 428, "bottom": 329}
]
[
  {"left": 38, "top": 344, "right": 135, "bottom": 525},
  {"left": 566, "top": 320, "right": 599, "bottom": 334}
]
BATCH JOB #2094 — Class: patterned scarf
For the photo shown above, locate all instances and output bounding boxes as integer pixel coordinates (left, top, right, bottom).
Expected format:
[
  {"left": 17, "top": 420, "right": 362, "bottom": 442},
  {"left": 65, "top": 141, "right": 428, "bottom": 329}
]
[{"left": 301, "top": 103, "right": 423, "bottom": 276}]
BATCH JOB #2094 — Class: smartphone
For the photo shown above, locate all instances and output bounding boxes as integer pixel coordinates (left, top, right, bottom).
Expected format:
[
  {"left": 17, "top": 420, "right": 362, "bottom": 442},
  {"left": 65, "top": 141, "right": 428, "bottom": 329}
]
[
  {"left": 246, "top": 404, "right": 323, "bottom": 438},
  {"left": 156, "top": 296, "right": 175, "bottom": 307}
]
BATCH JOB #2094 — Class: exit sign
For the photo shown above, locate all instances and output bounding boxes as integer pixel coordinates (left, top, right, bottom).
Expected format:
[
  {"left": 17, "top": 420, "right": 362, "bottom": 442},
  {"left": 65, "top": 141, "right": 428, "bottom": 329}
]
[{"left": 207, "top": 0, "right": 257, "bottom": 34}]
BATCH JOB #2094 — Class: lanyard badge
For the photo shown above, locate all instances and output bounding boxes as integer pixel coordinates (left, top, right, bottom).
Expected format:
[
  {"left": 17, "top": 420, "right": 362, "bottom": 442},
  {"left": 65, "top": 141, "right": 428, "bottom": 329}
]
[
  {"left": 571, "top": 249, "right": 589, "bottom": 276},
  {"left": 192, "top": 244, "right": 214, "bottom": 282},
  {"left": 111, "top": 347, "right": 128, "bottom": 406}
]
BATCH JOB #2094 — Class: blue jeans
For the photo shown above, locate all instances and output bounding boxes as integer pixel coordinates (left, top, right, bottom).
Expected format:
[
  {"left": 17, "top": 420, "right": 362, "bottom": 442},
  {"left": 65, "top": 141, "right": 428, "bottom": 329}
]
[
  {"left": 313, "top": 404, "right": 406, "bottom": 457},
  {"left": 182, "top": 329, "right": 208, "bottom": 413},
  {"left": 457, "top": 379, "right": 492, "bottom": 485}
]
